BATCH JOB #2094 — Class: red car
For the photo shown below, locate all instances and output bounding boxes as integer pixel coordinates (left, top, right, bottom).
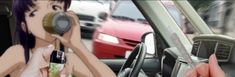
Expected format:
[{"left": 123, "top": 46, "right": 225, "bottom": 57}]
[{"left": 92, "top": 1, "right": 153, "bottom": 58}]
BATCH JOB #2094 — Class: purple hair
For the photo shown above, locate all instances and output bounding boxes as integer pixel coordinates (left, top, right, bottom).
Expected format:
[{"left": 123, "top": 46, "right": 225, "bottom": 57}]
[{"left": 13, "top": 0, "right": 71, "bottom": 63}]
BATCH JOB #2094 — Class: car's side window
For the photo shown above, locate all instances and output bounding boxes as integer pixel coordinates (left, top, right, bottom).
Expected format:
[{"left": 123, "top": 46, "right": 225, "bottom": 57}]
[
  {"left": 161, "top": 1, "right": 199, "bottom": 43},
  {"left": 69, "top": 1, "right": 153, "bottom": 59}
]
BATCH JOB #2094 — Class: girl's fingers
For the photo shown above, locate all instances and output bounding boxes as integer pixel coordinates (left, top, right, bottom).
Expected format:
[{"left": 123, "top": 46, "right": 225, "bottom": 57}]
[
  {"left": 195, "top": 63, "right": 209, "bottom": 77},
  {"left": 59, "top": 68, "right": 68, "bottom": 77},
  {"left": 40, "top": 68, "right": 48, "bottom": 77},
  {"left": 209, "top": 54, "right": 226, "bottom": 77},
  {"left": 186, "top": 69, "right": 197, "bottom": 77},
  {"left": 42, "top": 45, "right": 55, "bottom": 61},
  {"left": 51, "top": 34, "right": 73, "bottom": 49},
  {"left": 65, "top": 10, "right": 82, "bottom": 45},
  {"left": 32, "top": 45, "right": 54, "bottom": 65},
  {"left": 66, "top": 11, "right": 79, "bottom": 26},
  {"left": 52, "top": 34, "right": 68, "bottom": 43}
]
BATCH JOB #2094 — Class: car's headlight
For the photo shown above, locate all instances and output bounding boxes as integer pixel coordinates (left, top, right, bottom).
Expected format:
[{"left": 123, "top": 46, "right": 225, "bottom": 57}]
[{"left": 97, "top": 33, "right": 119, "bottom": 44}]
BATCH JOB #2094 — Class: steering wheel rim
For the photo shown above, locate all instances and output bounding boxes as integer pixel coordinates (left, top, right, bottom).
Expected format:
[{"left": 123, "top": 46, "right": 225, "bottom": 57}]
[{"left": 118, "top": 43, "right": 147, "bottom": 77}]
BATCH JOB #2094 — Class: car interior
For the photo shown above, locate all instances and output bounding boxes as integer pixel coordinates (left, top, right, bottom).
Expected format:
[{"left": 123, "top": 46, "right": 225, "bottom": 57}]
[
  {"left": 102, "top": 32, "right": 161, "bottom": 77},
  {"left": 1, "top": 0, "right": 235, "bottom": 77},
  {"left": 0, "top": 1, "right": 14, "bottom": 77},
  {"left": 0, "top": 0, "right": 161, "bottom": 77},
  {"left": 0, "top": 0, "right": 13, "bottom": 56}
]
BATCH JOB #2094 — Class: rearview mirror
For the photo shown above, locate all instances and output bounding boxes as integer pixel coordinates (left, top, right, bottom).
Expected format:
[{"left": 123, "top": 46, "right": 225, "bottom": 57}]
[{"left": 142, "top": 32, "right": 156, "bottom": 55}]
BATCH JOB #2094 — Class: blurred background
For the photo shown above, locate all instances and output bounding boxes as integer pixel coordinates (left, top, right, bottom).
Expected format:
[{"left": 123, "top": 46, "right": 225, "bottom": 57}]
[{"left": 189, "top": 0, "right": 234, "bottom": 35}]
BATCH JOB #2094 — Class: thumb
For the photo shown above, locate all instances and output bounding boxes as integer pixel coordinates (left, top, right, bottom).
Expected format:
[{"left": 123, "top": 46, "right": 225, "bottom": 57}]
[
  {"left": 42, "top": 45, "right": 55, "bottom": 61},
  {"left": 209, "top": 54, "right": 226, "bottom": 77},
  {"left": 51, "top": 34, "right": 75, "bottom": 49},
  {"left": 40, "top": 45, "right": 55, "bottom": 68},
  {"left": 51, "top": 34, "right": 69, "bottom": 46},
  {"left": 66, "top": 11, "right": 80, "bottom": 25}
]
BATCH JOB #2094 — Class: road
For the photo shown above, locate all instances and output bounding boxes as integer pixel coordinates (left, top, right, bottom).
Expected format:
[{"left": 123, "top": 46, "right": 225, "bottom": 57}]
[{"left": 81, "top": 38, "right": 93, "bottom": 52}]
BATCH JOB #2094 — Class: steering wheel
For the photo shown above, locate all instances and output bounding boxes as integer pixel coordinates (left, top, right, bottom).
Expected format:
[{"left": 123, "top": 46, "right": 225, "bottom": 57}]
[{"left": 118, "top": 43, "right": 147, "bottom": 77}]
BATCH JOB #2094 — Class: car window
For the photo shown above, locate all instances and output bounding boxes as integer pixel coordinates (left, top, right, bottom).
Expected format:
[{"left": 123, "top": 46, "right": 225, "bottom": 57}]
[
  {"left": 161, "top": 1, "right": 199, "bottom": 43},
  {"left": 111, "top": 1, "right": 145, "bottom": 21},
  {"left": 69, "top": 1, "right": 153, "bottom": 59}
]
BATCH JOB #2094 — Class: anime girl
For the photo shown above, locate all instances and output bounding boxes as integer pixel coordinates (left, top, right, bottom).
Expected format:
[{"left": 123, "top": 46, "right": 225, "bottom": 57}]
[{"left": 0, "top": 0, "right": 116, "bottom": 77}]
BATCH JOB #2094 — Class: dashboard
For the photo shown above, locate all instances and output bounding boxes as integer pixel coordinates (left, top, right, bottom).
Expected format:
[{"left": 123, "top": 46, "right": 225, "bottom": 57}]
[{"left": 162, "top": 34, "right": 235, "bottom": 77}]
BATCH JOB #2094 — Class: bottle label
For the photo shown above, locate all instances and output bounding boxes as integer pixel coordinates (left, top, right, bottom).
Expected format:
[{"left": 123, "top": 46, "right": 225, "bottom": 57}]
[{"left": 49, "top": 63, "right": 64, "bottom": 77}]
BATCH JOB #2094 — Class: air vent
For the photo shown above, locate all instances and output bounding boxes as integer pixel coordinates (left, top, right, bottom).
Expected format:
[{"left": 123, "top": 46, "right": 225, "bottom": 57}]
[
  {"left": 192, "top": 34, "right": 235, "bottom": 62},
  {"left": 195, "top": 40, "right": 217, "bottom": 58},
  {"left": 215, "top": 42, "right": 232, "bottom": 61},
  {"left": 191, "top": 41, "right": 200, "bottom": 56}
]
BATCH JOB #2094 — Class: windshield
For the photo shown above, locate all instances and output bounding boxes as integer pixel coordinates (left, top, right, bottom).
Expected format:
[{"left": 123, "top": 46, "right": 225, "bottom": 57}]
[
  {"left": 162, "top": 1, "right": 235, "bottom": 43},
  {"left": 111, "top": 1, "right": 145, "bottom": 21},
  {"left": 200, "top": 1, "right": 235, "bottom": 38},
  {"left": 162, "top": 1, "right": 198, "bottom": 43},
  {"left": 165, "top": 4, "right": 182, "bottom": 27}
]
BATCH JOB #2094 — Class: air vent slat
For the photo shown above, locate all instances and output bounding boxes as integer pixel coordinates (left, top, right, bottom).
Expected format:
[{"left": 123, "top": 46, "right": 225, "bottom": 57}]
[{"left": 215, "top": 43, "right": 232, "bottom": 61}]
